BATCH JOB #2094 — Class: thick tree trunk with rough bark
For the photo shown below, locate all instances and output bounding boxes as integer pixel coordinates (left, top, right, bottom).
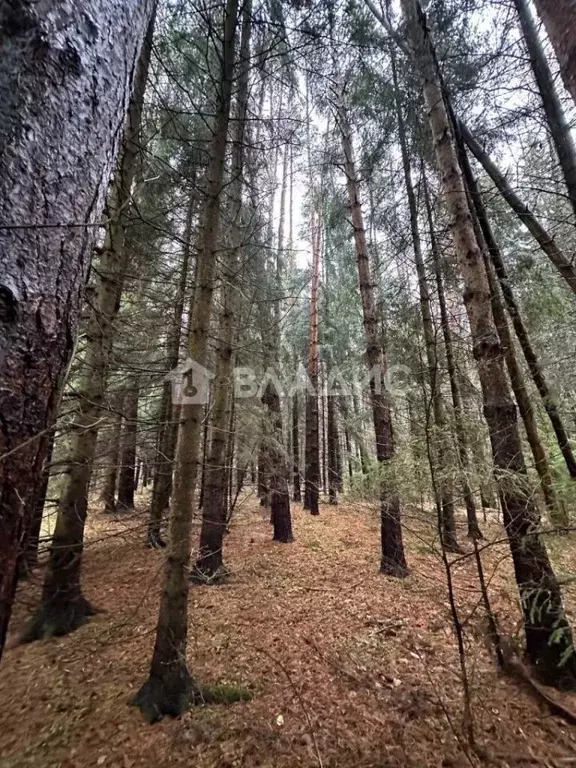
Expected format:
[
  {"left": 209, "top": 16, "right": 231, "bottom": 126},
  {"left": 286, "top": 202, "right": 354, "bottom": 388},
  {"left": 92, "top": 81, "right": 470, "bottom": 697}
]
[
  {"left": 24, "top": 21, "right": 153, "bottom": 638},
  {"left": 402, "top": 0, "right": 576, "bottom": 687},
  {"left": 194, "top": 0, "right": 252, "bottom": 581},
  {"left": 513, "top": 0, "right": 576, "bottom": 221},
  {"left": 336, "top": 103, "right": 409, "bottom": 577},
  {"left": 533, "top": 0, "right": 576, "bottom": 107},
  {"left": 0, "top": 0, "right": 153, "bottom": 659},
  {"left": 133, "top": 0, "right": 238, "bottom": 721}
]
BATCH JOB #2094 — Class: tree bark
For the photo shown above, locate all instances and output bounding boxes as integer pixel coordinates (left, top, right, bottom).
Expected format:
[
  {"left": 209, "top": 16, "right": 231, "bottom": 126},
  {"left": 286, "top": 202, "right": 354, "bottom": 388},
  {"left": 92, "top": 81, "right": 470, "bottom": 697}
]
[
  {"left": 513, "top": 0, "right": 576, "bottom": 222},
  {"left": 117, "top": 381, "right": 140, "bottom": 511},
  {"left": 193, "top": 0, "right": 252, "bottom": 581},
  {"left": 262, "top": 382, "right": 294, "bottom": 543},
  {"left": 402, "top": 0, "right": 576, "bottom": 686},
  {"left": 423, "top": 178, "right": 482, "bottom": 539},
  {"left": 452, "top": 119, "right": 565, "bottom": 524},
  {"left": 484, "top": 207, "right": 576, "bottom": 479},
  {"left": 327, "top": 387, "right": 339, "bottom": 505},
  {"left": 393, "top": 53, "right": 461, "bottom": 552},
  {"left": 533, "top": 0, "right": 576, "bottom": 108},
  {"left": 461, "top": 124, "right": 576, "bottom": 296},
  {"left": 147, "top": 188, "right": 195, "bottom": 547},
  {"left": 336, "top": 102, "right": 409, "bottom": 577},
  {"left": 292, "top": 391, "right": 302, "bottom": 502},
  {"left": 304, "top": 211, "right": 321, "bottom": 515},
  {"left": 133, "top": 0, "right": 238, "bottom": 721},
  {"left": 0, "top": 0, "right": 154, "bottom": 658},
  {"left": 101, "top": 392, "right": 125, "bottom": 515}
]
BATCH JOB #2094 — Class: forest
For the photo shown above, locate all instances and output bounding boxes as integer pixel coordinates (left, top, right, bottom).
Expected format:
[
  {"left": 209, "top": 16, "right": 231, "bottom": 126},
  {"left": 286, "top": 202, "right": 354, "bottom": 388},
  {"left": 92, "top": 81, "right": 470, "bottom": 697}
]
[{"left": 2, "top": 0, "right": 576, "bottom": 765}]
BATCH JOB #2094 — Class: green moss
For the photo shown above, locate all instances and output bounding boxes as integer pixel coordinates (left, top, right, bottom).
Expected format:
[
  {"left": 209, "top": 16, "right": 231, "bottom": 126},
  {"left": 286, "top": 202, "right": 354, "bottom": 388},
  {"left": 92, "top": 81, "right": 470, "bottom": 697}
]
[{"left": 200, "top": 682, "right": 253, "bottom": 705}]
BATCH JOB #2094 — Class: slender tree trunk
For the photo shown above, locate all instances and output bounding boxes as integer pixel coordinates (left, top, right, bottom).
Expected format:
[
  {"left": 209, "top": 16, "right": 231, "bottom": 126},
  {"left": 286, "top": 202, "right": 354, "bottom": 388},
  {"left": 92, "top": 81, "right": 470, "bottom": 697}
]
[
  {"left": 393, "top": 54, "right": 460, "bottom": 552},
  {"left": 461, "top": 124, "right": 576, "bottom": 296},
  {"left": 532, "top": 0, "right": 576, "bottom": 108},
  {"left": 117, "top": 381, "right": 140, "bottom": 511},
  {"left": 344, "top": 423, "right": 354, "bottom": 481},
  {"left": 0, "top": 0, "right": 153, "bottom": 663},
  {"left": 457, "top": 144, "right": 568, "bottom": 528},
  {"left": 257, "top": 441, "right": 269, "bottom": 507},
  {"left": 194, "top": 0, "right": 252, "bottom": 581},
  {"left": 262, "top": 382, "right": 294, "bottom": 542},
  {"left": 134, "top": 461, "right": 142, "bottom": 494},
  {"left": 321, "top": 370, "right": 328, "bottom": 494},
  {"left": 198, "top": 401, "right": 211, "bottom": 510},
  {"left": 457, "top": 135, "right": 565, "bottom": 526},
  {"left": 423, "top": 180, "right": 482, "bottom": 539},
  {"left": 336, "top": 103, "right": 409, "bottom": 577},
  {"left": 304, "top": 212, "right": 321, "bottom": 515},
  {"left": 342, "top": 395, "right": 369, "bottom": 475},
  {"left": 327, "top": 391, "right": 339, "bottom": 505},
  {"left": 133, "top": 0, "right": 238, "bottom": 721},
  {"left": 148, "top": 188, "right": 195, "bottom": 547},
  {"left": 292, "top": 391, "right": 302, "bottom": 502},
  {"left": 513, "top": 0, "right": 576, "bottom": 221},
  {"left": 402, "top": 0, "right": 576, "bottom": 686},
  {"left": 101, "top": 392, "right": 125, "bottom": 514},
  {"left": 456, "top": 131, "right": 576, "bottom": 479},
  {"left": 19, "top": 23, "right": 154, "bottom": 642},
  {"left": 19, "top": 433, "right": 56, "bottom": 577}
]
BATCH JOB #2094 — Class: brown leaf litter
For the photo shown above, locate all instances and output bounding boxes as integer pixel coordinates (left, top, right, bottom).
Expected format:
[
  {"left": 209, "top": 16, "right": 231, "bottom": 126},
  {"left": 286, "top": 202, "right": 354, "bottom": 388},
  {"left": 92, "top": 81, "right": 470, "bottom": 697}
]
[{"left": 1, "top": 497, "right": 576, "bottom": 768}]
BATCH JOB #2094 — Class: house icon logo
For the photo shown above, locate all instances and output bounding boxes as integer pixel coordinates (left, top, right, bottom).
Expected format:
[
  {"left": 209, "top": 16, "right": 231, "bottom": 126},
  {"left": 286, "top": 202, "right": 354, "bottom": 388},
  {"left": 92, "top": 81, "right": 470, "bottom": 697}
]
[{"left": 165, "top": 358, "right": 215, "bottom": 405}]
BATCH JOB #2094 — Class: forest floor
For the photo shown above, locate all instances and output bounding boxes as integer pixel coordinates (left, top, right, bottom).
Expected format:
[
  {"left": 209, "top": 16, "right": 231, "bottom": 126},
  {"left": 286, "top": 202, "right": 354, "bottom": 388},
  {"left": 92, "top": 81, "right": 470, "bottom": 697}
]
[{"left": 2, "top": 495, "right": 576, "bottom": 768}]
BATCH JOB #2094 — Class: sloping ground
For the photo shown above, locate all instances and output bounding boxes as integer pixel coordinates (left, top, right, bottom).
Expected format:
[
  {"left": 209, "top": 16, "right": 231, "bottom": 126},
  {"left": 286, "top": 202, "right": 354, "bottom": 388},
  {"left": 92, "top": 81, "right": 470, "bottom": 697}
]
[{"left": 2, "top": 497, "right": 576, "bottom": 768}]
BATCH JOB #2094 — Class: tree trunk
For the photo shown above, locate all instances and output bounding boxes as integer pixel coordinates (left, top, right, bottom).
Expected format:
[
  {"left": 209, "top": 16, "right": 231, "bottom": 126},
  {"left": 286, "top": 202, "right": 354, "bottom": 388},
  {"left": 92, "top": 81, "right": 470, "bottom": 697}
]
[
  {"left": 101, "top": 392, "right": 125, "bottom": 515},
  {"left": 304, "top": 212, "right": 321, "bottom": 515},
  {"left": 321, "top": 370, "right": 328, "bottom": 495},
  {"left": 147, "top": 188, "right": 195, "bottom": 547},
  {"left": 262, "top": 382, "right": 294, "bottom": 543},
  {"left": 19, "top": 432, "right": 56, "bottom": 577},
  {"left": 0, "top": 1, "right": 154, "bottom": 655},
  {"left": 336, "top": 103, "right": 409, "bottom": 577},
  {"left": 117, "top": 382, "right": 140, "bottom": 511},
  {"left": 393, "top": 53, "right": 461, "bottom": 552},
  {"left": 292, "top": 391, "right": 302, "bottom": 502},
  {"left": 193, "top": 0, "right": 252, "bottom": 582},
  {"left": 513, "top": 0, "right": 576, "bottom": 222},
  {"left": 423, "top": 179, "right": 482, "bottom": 539},
  {"left": 327, "top": 389, "right": 339, "bottom": 505},
  {"left": 532, "top": 0, "right": 576, "bottom": 107},
  {"left": 133, "top": 0, "right": 238, "bottom": 721},
  {"left": 461, "top": 123, "right": 576, "bottom": 296},
  {"left": 455, "top": 126, "right": 565, "bottom": 526},
  {"left": 402, "top": 0, "right": 576, "bottom": 687},
  {"left": 486, "top": 210, "right": 576, "bottom": 478},
  {"left": 344, "top": 423, "right": 354, "bottom": 482}
]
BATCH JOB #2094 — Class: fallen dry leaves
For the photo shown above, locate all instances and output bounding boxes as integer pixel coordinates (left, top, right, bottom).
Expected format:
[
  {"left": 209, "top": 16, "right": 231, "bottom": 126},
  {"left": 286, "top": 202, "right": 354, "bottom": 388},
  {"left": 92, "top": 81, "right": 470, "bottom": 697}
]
[{"left": 1, "top": 496, "right": 576, "bottom": 767}]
